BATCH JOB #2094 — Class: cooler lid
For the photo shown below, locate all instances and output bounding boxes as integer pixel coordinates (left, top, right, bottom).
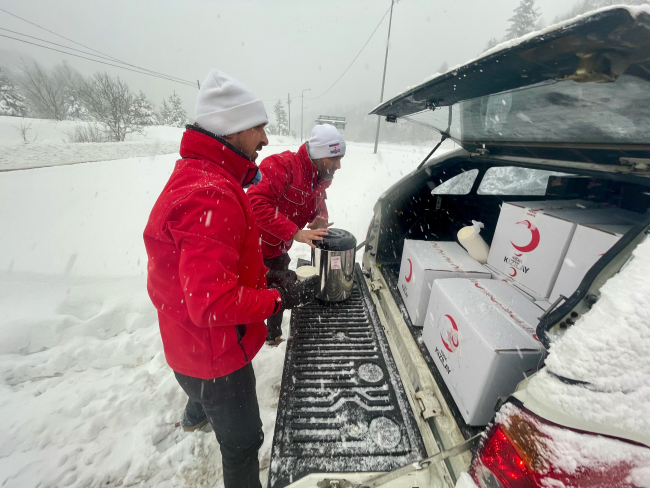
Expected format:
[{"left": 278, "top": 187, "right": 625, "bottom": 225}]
[{"left": 315, "top": 228, "right": 357, "bottom": 252}]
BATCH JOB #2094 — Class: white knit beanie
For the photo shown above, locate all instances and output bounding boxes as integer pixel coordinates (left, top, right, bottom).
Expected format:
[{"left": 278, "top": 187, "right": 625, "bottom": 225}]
[
  {"left": 307, "top": 124, "right": 346, "bottom": 159},
  {"left": 194, "top": 69, "right": 268, "bottom": 136}
]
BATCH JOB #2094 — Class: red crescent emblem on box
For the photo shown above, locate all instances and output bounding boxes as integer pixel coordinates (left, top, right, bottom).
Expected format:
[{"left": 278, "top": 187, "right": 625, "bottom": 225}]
[
  {"left": 511, "top": 220, "right": 541, "bottom": 253},
  {"left": 440, "top": 314, "right": 459, "bottom": 353},
  {"left": 509, "top": 267, "right": 517, "bottom": 277},
  {"left": 405, "top": 258, "right": 413, "bottom": 283}
]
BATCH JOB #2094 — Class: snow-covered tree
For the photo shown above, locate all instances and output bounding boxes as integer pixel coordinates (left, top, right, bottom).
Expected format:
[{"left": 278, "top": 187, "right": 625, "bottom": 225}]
[
  {"left": 161, "top": 92, "right": 187, "bottom": 128},
  {"left": 159, "top": 98, "right": 170, "bottom": 125},
  {"left": 273, "top": 100, "right": 289, "bottom": 136},
  {"left": 77, "top": 72, "right": 140, "bottom": 141},
  {"left": 505, "top": 0, "right": 540, "bottom": 40},
  {"left": 64, "top": 85, "right": 91, "bottom": 120},
  {"left": 0, "top": 69, "right": 29, "bottom": 117},
  {"left": 130, "top": 91, "right": 158, "bottom": 126}
]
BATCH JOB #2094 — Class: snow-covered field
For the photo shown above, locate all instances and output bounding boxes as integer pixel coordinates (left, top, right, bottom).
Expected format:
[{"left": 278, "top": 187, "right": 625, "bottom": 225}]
[{"left": 0, "top": 118, "right": 437, "bottom": 487}]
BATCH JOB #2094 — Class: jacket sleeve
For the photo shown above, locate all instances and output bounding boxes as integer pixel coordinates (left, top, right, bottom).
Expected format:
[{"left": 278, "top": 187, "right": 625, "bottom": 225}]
[
  {"left": 246, "top": 156, "right": 299, "bottom": 241},
  {"left": 166, "top": 187, "right": 280, "bottom": 328},
  {"left": 317, "top": 194, "right": 328, "bottom": 221}
]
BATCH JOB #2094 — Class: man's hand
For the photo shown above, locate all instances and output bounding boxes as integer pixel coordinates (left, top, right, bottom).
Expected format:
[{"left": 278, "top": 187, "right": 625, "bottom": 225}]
[
  {"left": 272, "top": 275, "right": 319, "bottom": 311},
  {"left": 308, "top": 216, "right": 334, "bottom": 230},
  {"left": 266, "top": 269, "right": 297, "bottom": 288},
  {"left": 293, "top": 228, "right": 329, "bottom": 249}
]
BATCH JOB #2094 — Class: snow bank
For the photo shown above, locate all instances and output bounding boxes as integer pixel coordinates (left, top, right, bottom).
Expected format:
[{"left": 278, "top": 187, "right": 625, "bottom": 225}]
[
  {"left": 0, "top": 141, "right": 182, "bottom": 171},
  {"left": 0, "top": 133, "right": 432, "bottom": 487},
  {"left": 0, "top": 116, "right": 186, "bottom": 146},
  {"left": 0, "top": 116, "right": 307, "bottom": 171}
]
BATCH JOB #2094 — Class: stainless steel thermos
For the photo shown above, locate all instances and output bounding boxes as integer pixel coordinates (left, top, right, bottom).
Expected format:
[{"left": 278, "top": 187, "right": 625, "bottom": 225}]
[{"left": 311, "top": 228, "right": 357, "bottom": 302}]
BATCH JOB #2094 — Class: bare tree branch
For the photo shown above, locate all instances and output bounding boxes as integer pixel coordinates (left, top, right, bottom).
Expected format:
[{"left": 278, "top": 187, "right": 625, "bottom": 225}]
[{"left": 77, "top": 72, "right": 141, "bottom": 141}]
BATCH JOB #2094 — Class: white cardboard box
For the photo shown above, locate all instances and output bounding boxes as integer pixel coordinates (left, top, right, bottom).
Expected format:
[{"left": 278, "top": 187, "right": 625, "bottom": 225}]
[
  {"left": 549, "top": 224, "right": 632, "bottom": 303},
  {"left": 484, "top": 264, "right": 546, "bottom": 302},
  {"left": 487, "top": 202, "right": 639, "bottom": 298},
  {"left": 398, "top": 240, "right": 491, "bottom": 326},
  {"left": 422, "top": 278, "right": 546, "bottom": 425}
]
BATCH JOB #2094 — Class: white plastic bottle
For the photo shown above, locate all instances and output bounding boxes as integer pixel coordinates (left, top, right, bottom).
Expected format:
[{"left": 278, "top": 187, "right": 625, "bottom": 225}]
[{"left": 457, "top": 221, "right": 490, "bottom": 264}]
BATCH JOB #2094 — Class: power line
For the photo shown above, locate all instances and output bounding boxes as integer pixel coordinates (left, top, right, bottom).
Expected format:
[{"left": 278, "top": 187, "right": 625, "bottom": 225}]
[
  {"left": 305, "top": 6, "right": 392, "bottom": 100},
  {"left": 259, "top": 5, "right": 393, "bottom": 104},
  {"left": 0, "top": 7, "right": 195, "bottom": 86},
  {"left": 0, "top": 34, "right": 196, "bottom": 87},
  {"left": 0, "top": 6, "right": 125, "bottom": 62},
  {"left": 0, "top": 27, "right": 194, "bottom": 85}
]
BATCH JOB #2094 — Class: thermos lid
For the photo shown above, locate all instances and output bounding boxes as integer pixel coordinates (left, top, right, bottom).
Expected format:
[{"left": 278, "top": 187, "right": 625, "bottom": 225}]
[{"left": 315, "top": 228, "right": 357, "bottom": 252}]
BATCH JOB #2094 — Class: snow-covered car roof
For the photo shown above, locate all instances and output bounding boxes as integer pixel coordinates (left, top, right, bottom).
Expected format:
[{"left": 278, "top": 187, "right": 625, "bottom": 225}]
[
  {"left": 371, "top": 6, "right": 650, "bottom": 119},
  {"left": 520, "top": 235, "right": 650, "bottom": 448}
]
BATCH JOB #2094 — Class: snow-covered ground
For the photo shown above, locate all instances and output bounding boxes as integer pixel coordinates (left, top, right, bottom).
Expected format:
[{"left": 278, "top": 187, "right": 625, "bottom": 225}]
[
  {"left": 0, "top": 117, "right": 184, "bottom": 171},
  {"left": 0, "top": 118, "right": 437, "bottom": 487}
]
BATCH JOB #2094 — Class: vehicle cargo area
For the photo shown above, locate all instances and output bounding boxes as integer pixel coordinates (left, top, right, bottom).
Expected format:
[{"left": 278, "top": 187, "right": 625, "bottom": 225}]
[{"left": 372, "top": 155, "right": 650, "bottom": 435}]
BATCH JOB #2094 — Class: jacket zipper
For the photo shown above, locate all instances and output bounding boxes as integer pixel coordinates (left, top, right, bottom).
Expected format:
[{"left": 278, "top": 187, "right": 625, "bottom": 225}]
[{"left": 235, "top": 324, "right": 249, "bottom": 363}]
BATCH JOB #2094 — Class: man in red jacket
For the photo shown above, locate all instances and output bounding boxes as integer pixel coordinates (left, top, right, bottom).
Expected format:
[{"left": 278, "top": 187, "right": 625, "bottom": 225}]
[
  {"left": 143, "top": 69, "right": 316, "bottom": 488},
  {"left": 247, "top": 124, "right": 346, "bottom": 343}
]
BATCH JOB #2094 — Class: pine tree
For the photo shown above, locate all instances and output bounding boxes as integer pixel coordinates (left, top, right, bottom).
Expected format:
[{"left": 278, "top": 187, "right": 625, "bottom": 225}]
[
  {"left": 483, "top": 37, "right": 500, "bottom": 53},
  {"left": 159, "top": 99, "right": 170, "bottom": 125},
  {"left": 130, "top": 91, "right": 158, "bottom": 126},
  {"left": 274, "top": 100, "right": 289, "bottom": 136},
  {"left": 162, "top": 91, "right": 187, "bottom": 128},
  {"left": 0, "top": 69, "right": 29, "bottom": 117},
  {"left": 505, "top": 0, "right": 540, "bottom": 40}
]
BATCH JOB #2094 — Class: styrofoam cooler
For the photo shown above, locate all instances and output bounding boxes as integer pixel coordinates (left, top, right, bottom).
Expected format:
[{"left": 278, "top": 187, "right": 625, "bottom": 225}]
[
  {"left": 422, "top": 278, "right": 546, "bottom": 425},
  {"left": 487, "top": 200, "right": 642, "bottom": 298},
  {"left": 549, "top": 224, "right": 632, "bottom": 302},
  {"left": 397, "top": 240, "right": 491, "bottom": 326}
]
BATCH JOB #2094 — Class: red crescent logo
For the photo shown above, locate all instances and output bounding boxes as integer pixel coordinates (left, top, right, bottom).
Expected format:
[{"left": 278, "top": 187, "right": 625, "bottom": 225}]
[
  {"left": 509, "top": 267, "right": 517, "bottom": 277},
  {"left": 511, "top": 220, "right": 541, "bottom": 253},
  {"left": 405, "top": 259, "right": 413, "bottom": 283},
  {"left": 440, "top": 314, "right": 459, "bottom": 353}
]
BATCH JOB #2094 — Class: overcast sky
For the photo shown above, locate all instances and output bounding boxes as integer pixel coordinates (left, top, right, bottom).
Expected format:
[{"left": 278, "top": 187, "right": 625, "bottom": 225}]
[{"left": 0, "top": 0, "right": 573, "bottom": 124}]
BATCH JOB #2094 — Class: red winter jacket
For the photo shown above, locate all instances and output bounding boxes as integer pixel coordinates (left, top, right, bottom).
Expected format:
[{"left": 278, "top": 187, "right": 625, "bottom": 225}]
[
  {"left": 144, "top": 127, "right": 281, "bottom": 380},
  {"left": 247, "top": 143, "right": 331, "bottom": 259}
]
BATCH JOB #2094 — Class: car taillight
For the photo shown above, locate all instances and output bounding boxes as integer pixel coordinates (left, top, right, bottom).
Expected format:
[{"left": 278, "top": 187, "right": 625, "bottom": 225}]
[
  {"left": 472, "top": 426, "right": 535, "bottom": 488},
  {"left": 469, "top": 404, "right": 649, "bottom": 488}
]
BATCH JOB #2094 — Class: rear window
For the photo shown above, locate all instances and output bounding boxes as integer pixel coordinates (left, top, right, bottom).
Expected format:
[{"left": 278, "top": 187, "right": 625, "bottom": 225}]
[
  {"left": 431, "top": 169, "right": 478, "bottom": 195},
  {"left": 406, "top": 74, "right": 650, "bottom": 146},
  {"left": 477, "top": 167, "right": 570, "bottom": 195}
]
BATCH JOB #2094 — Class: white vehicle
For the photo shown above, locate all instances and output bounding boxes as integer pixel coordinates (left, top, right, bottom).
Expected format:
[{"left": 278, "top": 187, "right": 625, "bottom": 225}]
[{"left": 268, "top": 7, "right": 650, "bottom": 488}]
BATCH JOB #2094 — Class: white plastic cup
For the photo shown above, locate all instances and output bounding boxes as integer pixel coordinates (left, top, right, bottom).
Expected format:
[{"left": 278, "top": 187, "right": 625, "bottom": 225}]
[
  {"left": 457, "top": 226, "right": 490, "bottom": 264},
  {"left": 296, "top": 265, "right": 318, "bottom": 281}
]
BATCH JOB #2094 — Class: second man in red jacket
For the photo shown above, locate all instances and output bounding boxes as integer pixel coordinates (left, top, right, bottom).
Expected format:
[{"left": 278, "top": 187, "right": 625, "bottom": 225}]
[{"left": 247, "top": 124, "right": 346, "bottom": 342}]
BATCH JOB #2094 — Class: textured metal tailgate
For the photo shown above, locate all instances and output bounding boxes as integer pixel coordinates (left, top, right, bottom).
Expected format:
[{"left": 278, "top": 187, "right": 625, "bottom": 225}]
[{"left": 268, "top": 265, "right": 427, "bottom": 488}]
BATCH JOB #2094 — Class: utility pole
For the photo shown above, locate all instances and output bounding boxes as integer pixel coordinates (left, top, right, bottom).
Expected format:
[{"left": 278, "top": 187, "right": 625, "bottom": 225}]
[
  {"left": 287, "top": 93, "right": 291, "bottom": 137},
  {"left": 373, "top": 0, "right": 395, "bottom": 155},
  {"left": 301, "top": 88, "right": 311, "bottom": 142}
]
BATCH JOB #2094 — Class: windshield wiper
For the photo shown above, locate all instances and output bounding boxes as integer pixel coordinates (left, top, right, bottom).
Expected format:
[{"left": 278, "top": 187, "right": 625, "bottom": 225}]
[{"left": 416, "top": 105, "right": 453, "bottom": 170}]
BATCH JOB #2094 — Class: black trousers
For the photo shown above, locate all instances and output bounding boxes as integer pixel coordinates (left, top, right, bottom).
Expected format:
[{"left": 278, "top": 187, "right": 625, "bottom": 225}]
[
  {"left": 264, "top": 253, "right": 291, "bottom": 340},
  {"left": 174, "top": 363, "right": 263, "bottom": 488}
]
